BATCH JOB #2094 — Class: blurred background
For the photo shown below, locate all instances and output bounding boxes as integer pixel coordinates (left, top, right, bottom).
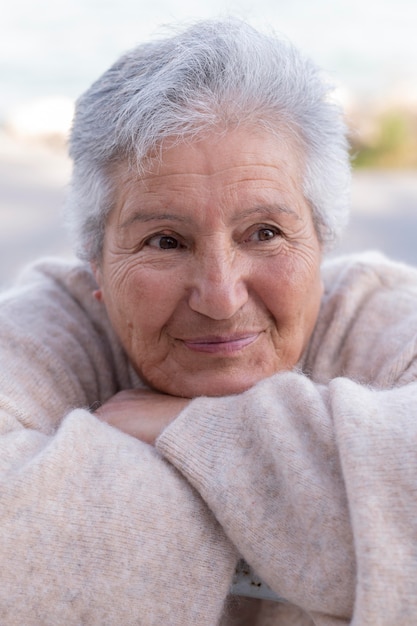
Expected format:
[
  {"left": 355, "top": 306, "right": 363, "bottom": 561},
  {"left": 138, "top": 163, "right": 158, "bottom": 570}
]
[{"left": 1, "top": 0, "right": 417, "bottom": 287}]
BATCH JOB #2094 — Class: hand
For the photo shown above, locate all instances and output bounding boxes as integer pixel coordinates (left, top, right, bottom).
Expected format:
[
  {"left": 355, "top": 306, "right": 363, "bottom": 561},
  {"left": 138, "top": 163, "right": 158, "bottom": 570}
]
[{"left": 94, "top": 389, "right": 190, "bottom": 444}]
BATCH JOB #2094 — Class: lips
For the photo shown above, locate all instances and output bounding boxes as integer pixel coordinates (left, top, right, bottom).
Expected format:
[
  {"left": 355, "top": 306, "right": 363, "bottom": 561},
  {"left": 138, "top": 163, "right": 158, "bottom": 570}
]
[{"left": 181, "top": 333, "right": 260, "bottom": 354}]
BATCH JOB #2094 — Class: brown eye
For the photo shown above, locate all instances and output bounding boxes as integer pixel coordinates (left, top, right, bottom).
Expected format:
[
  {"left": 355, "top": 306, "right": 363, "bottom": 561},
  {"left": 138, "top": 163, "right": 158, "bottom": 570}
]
[
  {"left": 146, "top": 235, "right": 180, "bottom": 249},
  {"left": 158, "top": 236, "right": 179, "bottom": 249},
  {"left": 258, "top": 228, "right": 276, "bottom": 241},
  {"left": 251, "top": 227, "right": 281, "bottom": 242}
]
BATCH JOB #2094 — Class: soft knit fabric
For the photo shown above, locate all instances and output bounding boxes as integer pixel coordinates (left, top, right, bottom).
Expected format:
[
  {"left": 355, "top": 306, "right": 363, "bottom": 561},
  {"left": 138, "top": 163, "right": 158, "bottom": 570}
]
[{"left": 1, "top": 252, "right": 417, "bottom": 624}]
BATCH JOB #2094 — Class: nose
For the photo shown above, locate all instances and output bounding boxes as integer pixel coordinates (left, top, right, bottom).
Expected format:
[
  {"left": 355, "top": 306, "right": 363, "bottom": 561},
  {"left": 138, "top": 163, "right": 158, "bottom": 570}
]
[{"left": 188, "top": 245, "right": 249, "bottom": 320}]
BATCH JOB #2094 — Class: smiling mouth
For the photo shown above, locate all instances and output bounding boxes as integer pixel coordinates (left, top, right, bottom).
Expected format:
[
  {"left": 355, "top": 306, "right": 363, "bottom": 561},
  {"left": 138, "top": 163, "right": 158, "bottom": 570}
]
[{"left": 181, "top": 333, "right": 260, "bottom": 354}]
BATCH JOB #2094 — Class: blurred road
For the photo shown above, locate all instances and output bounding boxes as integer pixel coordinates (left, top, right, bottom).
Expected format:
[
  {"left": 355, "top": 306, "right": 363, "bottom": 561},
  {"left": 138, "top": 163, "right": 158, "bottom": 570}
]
[
  {"left": 0, "top": 136, "right": 74, "bottom": 288},
  {"left": 336, "top": 170, "right": 417, "bottom": 265},
  {"left": 1, "top": 135, "right": 417, "bottom": 289}
]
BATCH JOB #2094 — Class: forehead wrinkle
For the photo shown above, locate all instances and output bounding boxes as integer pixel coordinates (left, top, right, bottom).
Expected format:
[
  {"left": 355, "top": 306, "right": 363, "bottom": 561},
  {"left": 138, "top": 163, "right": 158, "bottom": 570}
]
[
  {"left": 139, "top": 155, "right": 295, "bottom": 181},
  {"left": 152, "top": 166, "right": 288, "bottom": 183}
]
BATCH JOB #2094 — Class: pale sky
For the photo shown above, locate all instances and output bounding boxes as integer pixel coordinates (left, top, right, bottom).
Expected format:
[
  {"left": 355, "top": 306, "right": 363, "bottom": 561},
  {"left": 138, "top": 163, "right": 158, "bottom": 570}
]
[
  {"left": 1, "top": 0, "right": 417, "bottom": 280},
  {"left": 1, "top": 0, "right": 417, "bottom": 120}
]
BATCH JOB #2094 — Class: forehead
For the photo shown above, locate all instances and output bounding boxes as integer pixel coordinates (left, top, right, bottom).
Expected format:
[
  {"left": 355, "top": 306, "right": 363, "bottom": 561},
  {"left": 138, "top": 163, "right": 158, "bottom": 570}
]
[
  {"left": 125, "top": 125, "right": 302, "bottom": 178},
  {"left": 111, "top": 127, "right": 307, "bottom": 223}
]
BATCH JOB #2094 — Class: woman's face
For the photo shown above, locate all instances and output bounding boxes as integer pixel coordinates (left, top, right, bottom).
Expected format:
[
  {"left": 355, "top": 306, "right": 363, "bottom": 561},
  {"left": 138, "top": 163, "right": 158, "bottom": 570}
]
[{"left": 94, "top": 127, "right": 323, "bottom": 397}]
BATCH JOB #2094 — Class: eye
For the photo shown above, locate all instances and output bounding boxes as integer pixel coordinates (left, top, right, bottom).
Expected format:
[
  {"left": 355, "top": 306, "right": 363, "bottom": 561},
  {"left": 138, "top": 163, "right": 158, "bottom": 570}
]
[
  {"left": 146, "top": 234, "right": 182, "bottom": 250},
  {"left": 248, "top": 226, "right": 282, "bottom": 242}
]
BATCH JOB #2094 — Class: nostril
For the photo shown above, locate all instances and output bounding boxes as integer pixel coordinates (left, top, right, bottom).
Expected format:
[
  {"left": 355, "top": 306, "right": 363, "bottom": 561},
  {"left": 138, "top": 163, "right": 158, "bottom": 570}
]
[{"left": 188, "top": 278, "right": 248, "bottom": 320}]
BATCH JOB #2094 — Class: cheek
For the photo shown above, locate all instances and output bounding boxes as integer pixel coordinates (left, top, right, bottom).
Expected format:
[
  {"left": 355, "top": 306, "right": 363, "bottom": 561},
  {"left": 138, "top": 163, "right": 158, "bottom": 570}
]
[
  {"left": 259, "top": 253, "right": 322, "bottom": 324},
  {"left": 104, "top": 267, "right": 183, "bottom": 342}
]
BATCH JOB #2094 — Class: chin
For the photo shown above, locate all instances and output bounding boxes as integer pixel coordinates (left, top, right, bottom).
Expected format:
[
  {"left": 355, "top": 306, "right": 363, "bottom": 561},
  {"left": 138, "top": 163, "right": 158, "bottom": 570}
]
[{"left": 161, "top": 371, "right": 272, "bottom": 398}]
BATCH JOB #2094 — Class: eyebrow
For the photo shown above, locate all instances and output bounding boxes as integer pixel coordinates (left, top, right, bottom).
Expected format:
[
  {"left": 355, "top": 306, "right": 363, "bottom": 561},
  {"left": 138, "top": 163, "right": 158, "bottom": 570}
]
[
  {"left": 119, "top": 203, "right": 300, "bottom": 230},
  {"left": 230, "top": 204, "right": 301, "bottom": 223},
  {"left": 119, "top": 212, "right": 191, "bottom": 229}
]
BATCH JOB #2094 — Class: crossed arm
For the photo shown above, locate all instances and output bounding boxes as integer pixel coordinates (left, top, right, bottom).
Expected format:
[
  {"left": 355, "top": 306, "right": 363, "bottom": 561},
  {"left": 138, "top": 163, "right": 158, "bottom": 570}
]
[
  {"left": 3, "top": 258, "right": 417, "bottom": 626},
  {"left": 95, "top": 388, "right": 190, "bottom": 443}
]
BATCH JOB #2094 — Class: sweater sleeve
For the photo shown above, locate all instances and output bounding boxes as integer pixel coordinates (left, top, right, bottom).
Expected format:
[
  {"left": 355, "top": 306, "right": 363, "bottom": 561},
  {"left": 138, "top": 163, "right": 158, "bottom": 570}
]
[
  {"left": 157, "top": 253, "right": 417, "bottom": 625},
  {"left": 156, "top": 372, "right": 417, "bottom": 626},
  {"left": 0, "top": 261, "right": 237, "bottom": 625}
]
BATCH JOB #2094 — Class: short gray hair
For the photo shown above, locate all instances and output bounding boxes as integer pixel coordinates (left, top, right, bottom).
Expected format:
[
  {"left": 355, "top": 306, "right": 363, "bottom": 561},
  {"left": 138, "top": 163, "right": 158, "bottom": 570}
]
[{"left": 65, "top": 18, "right": 351, "bottom": 262}]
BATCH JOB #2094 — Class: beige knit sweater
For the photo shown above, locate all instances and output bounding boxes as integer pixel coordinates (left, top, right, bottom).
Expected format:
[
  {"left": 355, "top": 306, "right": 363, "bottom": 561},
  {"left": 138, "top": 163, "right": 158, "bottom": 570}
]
[{"left": 1, "top": 251, "right": 417, "bottom": 625}]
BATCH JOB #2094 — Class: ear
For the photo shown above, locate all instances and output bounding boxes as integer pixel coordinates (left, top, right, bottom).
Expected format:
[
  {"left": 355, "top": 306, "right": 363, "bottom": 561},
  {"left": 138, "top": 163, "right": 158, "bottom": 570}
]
[{"left": 91, "top": 262, "right": 103, "bottom": 302}]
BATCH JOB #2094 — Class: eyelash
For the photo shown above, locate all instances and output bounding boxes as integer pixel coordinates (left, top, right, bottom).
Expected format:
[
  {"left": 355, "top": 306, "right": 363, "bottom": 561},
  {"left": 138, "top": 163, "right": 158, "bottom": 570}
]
[
  {"left": 145, "top": 233, "right": 185, "bottom": 250},
  {"left": 143, "top": 225, "right": 283, "bottom": 251},
  {"left": 246, "top": 226, "right": 282, "bottom": 242}
]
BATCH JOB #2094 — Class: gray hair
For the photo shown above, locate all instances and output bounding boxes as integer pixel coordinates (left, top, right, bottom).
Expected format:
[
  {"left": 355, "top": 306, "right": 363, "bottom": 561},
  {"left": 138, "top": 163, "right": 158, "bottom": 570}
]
[{"left": 65, "top": 18, "right": 351, "bottom": 262}]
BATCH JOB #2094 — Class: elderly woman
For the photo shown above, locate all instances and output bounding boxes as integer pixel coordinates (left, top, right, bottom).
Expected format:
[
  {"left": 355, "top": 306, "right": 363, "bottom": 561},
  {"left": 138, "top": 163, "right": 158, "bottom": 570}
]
[{"left": 1, "top": 18, "right": 417, "bottom": 626}]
